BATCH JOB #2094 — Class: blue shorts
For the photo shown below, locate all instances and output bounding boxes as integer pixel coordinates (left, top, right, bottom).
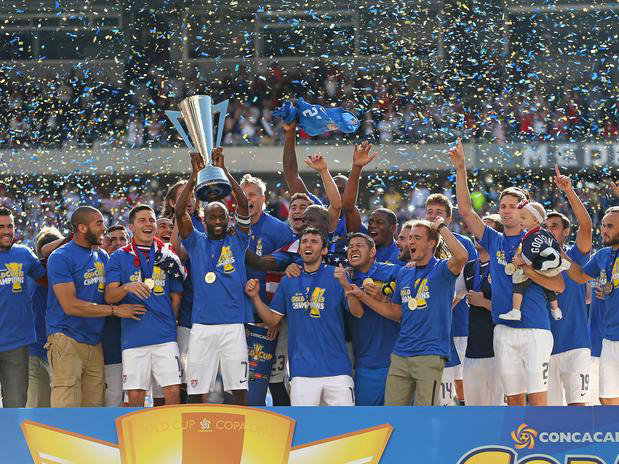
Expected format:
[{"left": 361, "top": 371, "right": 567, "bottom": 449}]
[{"left": 354, "top": 366, "right": 389, "bottom": 406}]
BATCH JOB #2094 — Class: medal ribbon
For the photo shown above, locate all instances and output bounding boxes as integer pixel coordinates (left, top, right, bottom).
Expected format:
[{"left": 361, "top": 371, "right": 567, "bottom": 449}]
[
  {"left": 409, "top": 257, "right": 436, "bottom": 306},
  {"left": 133, "top": 240, "right": 156, "bottom": 280}
]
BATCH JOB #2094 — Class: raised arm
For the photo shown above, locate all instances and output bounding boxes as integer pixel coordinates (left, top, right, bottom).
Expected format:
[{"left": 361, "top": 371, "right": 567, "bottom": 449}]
[
  {"left": 41, "top": 235, "right": 70, "bottom": 259},
  {"left": 282, "top": 121, "right": 309, "bottom": 195},
  {"left": 175, "top": 152, "right": 203, "bottom": 240},
  {"left": 449, "top": 137, "right": 485, "bottom": 240},
  {"left": 212, "top": 147, "right": 250, "bottom": 234},
  {"left": 554, "top": 163, "right": 592, "bottom": 254},
  {"left": 304, "top": 155, "right": 342, "bottom": 232},
  {"left": 434, "top": 218, "right": 468, "bottom": 275},
  {"left": 245, "top": 279, "right": 283, "bottom": 328},
  {"left": 342, "top": 141, "right": 378, "bottom": 233},
  {"left": 170, "top": 219, "right": 189, "bottom": 262}
]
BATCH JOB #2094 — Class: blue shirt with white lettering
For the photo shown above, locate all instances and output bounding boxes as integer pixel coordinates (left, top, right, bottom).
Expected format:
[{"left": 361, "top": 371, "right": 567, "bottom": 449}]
[
  {"left": 47, "top": 241, "right": 108, "bottom": 345},
  {"left": 479, "top": 226, "right": 551, "bottom": 330},
  {"left": 452, "top": 233, "right": 478, "bottom": 338},
  {"left": 583, "top": 247, "right": 619, "bottom": 341},
  {"left": 106, "top": 247, "right": 183, "bottom": 350},
  {"left": 347, "top": 262, "right": 401, "bottom": 369},
  {"left": 0, "top": 245, "right": 45, "bottom": 352},
  {"left": 392, "top": 257, "right": 457, "bottom": 358},
  {"left": 182, "top": 226, "right": 253, "bottom": 325},
  {"left": 248, "top": 212, "right": 295, "bottom": 303},
  {"left": 270, "top": 264, "right": 352, "bottom": 378},
  {"left": 551, "top": 245, "right": 590, "bottom": 354}
]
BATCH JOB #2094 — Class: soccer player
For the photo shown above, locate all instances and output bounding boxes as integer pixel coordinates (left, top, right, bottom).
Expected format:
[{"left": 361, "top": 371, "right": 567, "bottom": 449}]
[
  {"left": 46, "top": 206, "right": 145, "bottom": 407},
  {"left": 26, "top": 227, "right": 63, "bottom": 408},
  {"left": 344, "top": 233, "right": 400, "bottom": 405},
  {"left": 356, "top": 218, "right": 468, "bottom": 405},
  {"left": 156, "top": 217, "right": 173, "bottom": 243},
  {"left": 176, "top": 149, "right": 253, "bottom": 405},
  {"left": 396, "top": 221, "right": 414, "bottom": 263},
  {"left": 368, "top": 208, "right": 404, "bottom": 265},
  {"left": 562, "top": 206, "right": 619, "bottom": 405},
  {"left": 424, "top": 193, "right": 478, "bottom": 405},
  {"left": 101, "top": 224, "right": 129, "bottom": 407},
  {"left": 543, "top": 166, "right": 593, "bottom": 406},
  {"left": 105, "top": 204, "right": 185, "bottom": 406},
  {"left": 245, "top": 227, "right": 364, "bottom": 406},
  {"left": 463, "top": 215, "right": 505, "bottom": 405},
  {"left": 449, "top": 138, "right": 564, "bottom": 406},
  {"left": 0, "top": 207, "right": 46, "bottom": 408}
]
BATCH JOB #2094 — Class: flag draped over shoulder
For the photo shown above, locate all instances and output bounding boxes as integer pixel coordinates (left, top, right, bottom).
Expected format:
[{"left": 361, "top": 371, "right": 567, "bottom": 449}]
[
  {"left": 120, "top": 237, "right": 187, "bottom": 281},
  {"left": 273, "top": 97, "right": 360, "bottom": 136}
]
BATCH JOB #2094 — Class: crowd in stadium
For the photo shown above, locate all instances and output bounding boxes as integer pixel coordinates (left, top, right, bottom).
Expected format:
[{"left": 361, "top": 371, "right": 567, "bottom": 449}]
[
  {"left": 1, "top": 116, "right": 618, "bottom": 410},
  {"left": 1, "top": 62, "right": 618, "bottom": 148}
]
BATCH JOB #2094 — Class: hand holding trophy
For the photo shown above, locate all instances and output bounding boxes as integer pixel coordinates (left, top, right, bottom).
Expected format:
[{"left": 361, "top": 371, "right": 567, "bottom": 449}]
[{"left": 166, "top": 96, "right": 231, "bottom": 201}]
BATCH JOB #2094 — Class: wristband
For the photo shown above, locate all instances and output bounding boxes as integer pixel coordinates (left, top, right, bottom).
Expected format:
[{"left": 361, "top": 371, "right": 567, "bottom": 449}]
[
  {"left": 437, "top": 222, "right": 447, "bottom": 232},
  {"left": 235, "top": 214, "right": 251, "bottom": 227}
]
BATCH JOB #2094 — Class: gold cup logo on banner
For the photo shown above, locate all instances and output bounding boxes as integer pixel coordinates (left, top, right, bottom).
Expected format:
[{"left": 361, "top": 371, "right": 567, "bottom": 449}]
[{"left": 21, "top": 405, "right": 392, "bottom": 464}]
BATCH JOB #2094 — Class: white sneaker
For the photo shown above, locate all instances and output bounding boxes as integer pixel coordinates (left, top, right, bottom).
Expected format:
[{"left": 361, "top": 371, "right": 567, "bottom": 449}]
[
  {"left": 499, "top": 309, "right": 522, "bottom": 321},
  {"left": 551, "top": 307, "right": 563, "bottom": 320}
]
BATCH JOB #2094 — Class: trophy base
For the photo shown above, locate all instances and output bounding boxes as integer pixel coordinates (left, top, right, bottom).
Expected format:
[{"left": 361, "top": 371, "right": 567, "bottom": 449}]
[{"left": 196, "top": 166, "right": 232, "bottom": 202}]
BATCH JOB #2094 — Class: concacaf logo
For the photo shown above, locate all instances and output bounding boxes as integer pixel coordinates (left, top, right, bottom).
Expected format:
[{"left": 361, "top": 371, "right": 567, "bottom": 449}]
[{"left": 511, "top": 423, "right": 537, "bottom": 449}]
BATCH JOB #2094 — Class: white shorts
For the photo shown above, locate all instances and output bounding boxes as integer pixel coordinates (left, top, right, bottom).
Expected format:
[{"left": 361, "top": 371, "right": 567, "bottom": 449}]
[
  {"left": 588, "top": 357, "right": 601, "bottom": 406},
  {"left": 463, "top": 357, "right": 505, "bottom": 406},
  {"left": 547, "top": 348, "right": 591, "bottom": 405},
  {"left": 104, "top": 363, "right": 123, "bottom": 407},
  {"left": 186, "top": 323, "right": 248, "bottom": 395},
  {"left": 290, "top": 375, "right": 354, "bottom": 406},
  {"left": 436, "top": 365, "right": 458, "bottom": 406},
  {"left": 493, "top": 325, "right": 554, "bottom": 396},
  {"left": 122, "top": 341, "right": 181, "bottom": 391},
  {"left": 177, "top": 326, "right": 191, "bottom": 383},
  {"left": 270, "top": 318, "right": 289, "bottom": 384},
  {"left": 453, "top": 336, "right": 467, "bottom": 380},
  {"left": 600, "top": 339, "right": 619, "bottom": 399}
]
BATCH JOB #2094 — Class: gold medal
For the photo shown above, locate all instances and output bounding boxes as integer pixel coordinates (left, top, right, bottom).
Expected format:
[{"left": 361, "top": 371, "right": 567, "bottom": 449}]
[
  {"left": 144, "top": 278, "right": 155, "bottom": 290},
  {"left": 604, "top": 282, "right": 613, "bottom": 295},
  {"left": 504, "top": 263, "right": 517, "bottom": 276},
  {"left": 205, "top": 272, "right": 216, "bottom": 284},
  {"left": 408, "top": 298, "right": 418, "bottom": 310},
  {"left": 362, "top": 278, "right": 374, "bottom": 288}
]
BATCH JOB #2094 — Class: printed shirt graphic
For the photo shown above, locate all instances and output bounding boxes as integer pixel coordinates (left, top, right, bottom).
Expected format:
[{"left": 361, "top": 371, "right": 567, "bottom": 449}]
[
  {"left": 269, "top": 264, "right": 352, "bottom": 378},
  {"left": 392, "top": 257, "right": 457, "bottom": 358},
  {"left": 0, "top": 244, "right": 45, "bottom": 352},
  {"left": 182, "top": 226, "right": 254, "bottom": 325},
  {"left": 348, "top": 262, "right": 401, "bottom": 369},
  {"left": 247, "top": 212, "right": 295, "bottom": 303},
  {"left": 583, "top": 247, "right": 619, "bottom": 341},
  {"left": 588, "top": 269, "right": 607, "bottom": 358},
  {"left": 106, "top": 248, "right": 183, "bottom": 350},
  {"left": 452, "top": 233, "right": 478, "bottom": 338},
  {"left": 551, "top": 244, "right": 591, "bottom": 354},
  {"left": 520, "top": 227, "right": 564, "bottom": 272},
  {"left": 46, "top": 241, "right": 108, "bottom": 345},
  {"left": 479, "top": 225, "right": 551, "bottom": 330}
]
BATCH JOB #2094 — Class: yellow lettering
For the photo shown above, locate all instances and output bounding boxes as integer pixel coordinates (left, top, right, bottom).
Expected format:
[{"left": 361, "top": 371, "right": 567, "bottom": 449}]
[{"left": 458, "top": 446, "right": 516, "bottom": 464}]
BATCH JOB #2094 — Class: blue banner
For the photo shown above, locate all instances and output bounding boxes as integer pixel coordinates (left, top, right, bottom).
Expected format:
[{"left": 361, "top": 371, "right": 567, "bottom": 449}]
[{"left": 8, "top": 406, "right": 619, "bottom": 463}]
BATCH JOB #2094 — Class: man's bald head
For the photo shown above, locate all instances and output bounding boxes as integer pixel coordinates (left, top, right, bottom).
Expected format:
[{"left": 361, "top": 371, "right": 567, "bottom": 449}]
[{"left": 205, "top": 201, "right": 228, "bottom": 216}]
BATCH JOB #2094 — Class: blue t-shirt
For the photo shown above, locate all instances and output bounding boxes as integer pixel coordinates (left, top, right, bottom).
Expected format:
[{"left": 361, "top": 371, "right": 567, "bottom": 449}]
[
  {"left": 178, "top": 260, "right": 193, "bottom": 329},
  {"left": 181, "top": 226, "right": 253, "bottom": 325},
  {"left": 191, "top": 214, "right": 205, "bottom": 233},
  {"left": 347, "top": 262, "right": 401, "bottom": 369},
  {"left": 106, "top": 246, "right": 183, "bottom": 350},
  {"left": 583, "top": 247, "right": 619, "bottom": 341},
  {"left": 479, "top": 226, "right": 551, "bottom": 330},
  {"left": 47, "top": 241, "right": 108, "bottom": 345},
  {"left": 101, "top": 316, "right": 122, "bottom": 365},
  {"left": 589, "top": 272, "right": 606, "bottom": 358},
  {"left": 28, "top": 280, "right": 48, "bottom": 361},
  {"left": 452, "top": 233, "right": 478, "bottom": 338},
  {"left": 376, "top": 240, "right": 405, "bottom": 266},
  {"left": 247, "top": 212, "right": 295, "bottom": 302},
  {"left": 392, "top": 257, "right": 457, "bottom": 358},
  {"left": 270, "top": 264, "right": 352, "bottom": 378},
  {"left": 551, "top": 245, "right": 591, "bottom": 354},
  {"left": 0, "top": 244, "right": 45, "bottom": 352}
]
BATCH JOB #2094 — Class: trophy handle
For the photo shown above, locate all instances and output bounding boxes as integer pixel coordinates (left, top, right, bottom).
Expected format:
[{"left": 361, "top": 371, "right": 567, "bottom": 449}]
[
  {"left": 165, "top": 110, "right": 196, "bottom": 152},
  {"left": 212, "top": 100, "right": 228, "bottom": 148}
]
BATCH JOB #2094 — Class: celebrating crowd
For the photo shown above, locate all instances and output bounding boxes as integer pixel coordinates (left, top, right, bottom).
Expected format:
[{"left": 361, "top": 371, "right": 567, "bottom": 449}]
[
  {"left": 1, "top": 121, "right": 619, "bottom": 410},
  {"left": 1, "top": 62, "right": 618, "bottom": 149}
]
